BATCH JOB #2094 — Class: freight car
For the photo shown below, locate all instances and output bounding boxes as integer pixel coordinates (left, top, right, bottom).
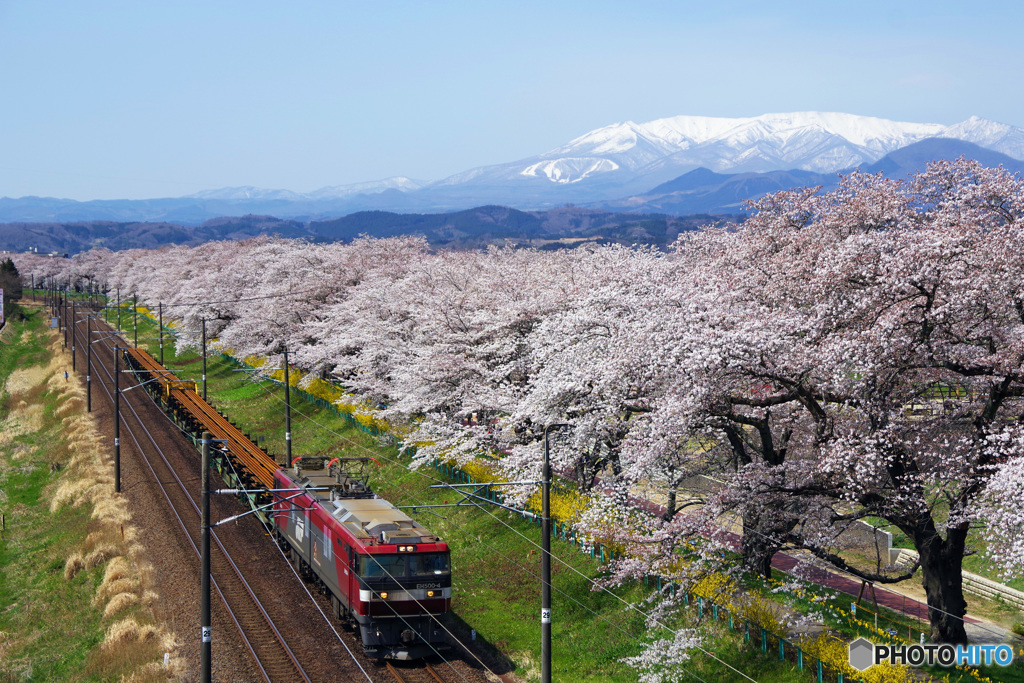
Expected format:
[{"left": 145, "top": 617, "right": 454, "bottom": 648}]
[{"left": 121, "top": 347, "right": 451, "bottom": 660}]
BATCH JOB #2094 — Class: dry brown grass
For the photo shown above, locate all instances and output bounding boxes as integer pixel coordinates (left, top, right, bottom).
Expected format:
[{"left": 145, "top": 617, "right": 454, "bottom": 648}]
[
  {"left": 96, "top": 578, "right": 138, "bottom": 606},
  {"left": 100, "top": 618, "right": 164, "bottom": 651},
  {"left": 2, "top": 364, "right": 49, "bottom": 395},
  {"left": 64, "top": 552, "right": 86, "bottom": 580},
  {"left": 103, "top": 592, "right": 140, "bottom": 619},
  {"left": 84, "top": 544, "right": 120, "bottom": 569},
  {"left": 90, "top": 617, "right": 184, "bottom": 682},
  {"left": 55, "top": 396, "right": 84, "bottom": 417},
  {"left": 38, "top": 339, "right": 185, "bottom": 681},
  {"left": 120, "top": 659, "right": 187, "bottom": 683},
  {"left": 100, "top": 556, "right": 132, "bottom": 584}
]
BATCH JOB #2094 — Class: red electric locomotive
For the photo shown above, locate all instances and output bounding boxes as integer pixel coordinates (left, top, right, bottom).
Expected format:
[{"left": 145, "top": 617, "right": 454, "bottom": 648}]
[{"left": 273, "top": 456, "right": 452, "bottom": 660}]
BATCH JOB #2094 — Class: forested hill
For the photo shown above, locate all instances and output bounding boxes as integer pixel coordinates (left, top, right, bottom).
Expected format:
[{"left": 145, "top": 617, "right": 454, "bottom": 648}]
[{"left": 0, "top": 206, "right": 734, "bottom": 254}]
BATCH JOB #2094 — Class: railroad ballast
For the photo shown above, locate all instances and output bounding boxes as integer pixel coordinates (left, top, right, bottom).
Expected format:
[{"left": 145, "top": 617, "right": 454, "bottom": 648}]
[{"left": 122, "top": 346, "right": 452, "bottom": 660}]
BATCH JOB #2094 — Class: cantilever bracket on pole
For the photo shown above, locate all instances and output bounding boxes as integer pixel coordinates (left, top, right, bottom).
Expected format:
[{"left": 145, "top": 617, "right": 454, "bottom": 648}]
[
  {"left": 210, "top": 490, "right": 316, "bottom": 527},
  {"left": 120, "top": 375, "right": 174, "bottom": 392}
]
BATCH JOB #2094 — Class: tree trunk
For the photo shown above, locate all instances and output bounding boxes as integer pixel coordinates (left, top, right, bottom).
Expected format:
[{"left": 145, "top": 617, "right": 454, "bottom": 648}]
[
  {"left": 915, "top": 529, "right": 969, "bottom": 643},
  {"left": 741, "top": 513, "right": 775, "bottom": 580},
  {"left": 663, "top": 483, "right": 677, "bottom": 522}
]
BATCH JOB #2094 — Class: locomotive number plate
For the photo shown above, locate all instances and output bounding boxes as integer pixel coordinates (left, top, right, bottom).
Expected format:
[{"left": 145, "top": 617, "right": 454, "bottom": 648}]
[{"left": 417, "top": 583, "right": 441, "bottom": 589}]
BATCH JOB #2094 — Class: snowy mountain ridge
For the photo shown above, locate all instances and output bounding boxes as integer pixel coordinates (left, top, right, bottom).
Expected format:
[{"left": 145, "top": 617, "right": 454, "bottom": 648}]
[
  {"left": 188, "top": 177, "right": 426, "bottom": 201},
  {"left": 501, "top": 112, "right": 1024, "bottom": 186},
  {"left": 184, "top": 113, "right": 1024, "bottom": 206}
]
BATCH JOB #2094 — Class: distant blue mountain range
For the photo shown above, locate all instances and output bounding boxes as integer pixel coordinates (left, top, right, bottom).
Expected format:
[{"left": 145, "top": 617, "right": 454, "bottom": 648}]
[
  {"left": 592, "top": 139, "right": 1024, "bottom": 215},
  {"left": 2, "top": 137, "right": 1022, "bottom": 238}
]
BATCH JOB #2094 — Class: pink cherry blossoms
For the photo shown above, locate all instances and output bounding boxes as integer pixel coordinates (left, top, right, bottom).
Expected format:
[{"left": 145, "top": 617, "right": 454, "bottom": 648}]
[{"left": 15, "top": 157, "right": 1024, "bottom": 648}]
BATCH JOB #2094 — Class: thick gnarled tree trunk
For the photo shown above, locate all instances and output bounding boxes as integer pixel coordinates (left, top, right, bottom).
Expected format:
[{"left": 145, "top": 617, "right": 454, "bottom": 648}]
[
  {"left": 914, "top": 525, "right": 969, "bottom": 643},
  {"left": 741, "top": 513, "right": 776, "bottom": 579}
]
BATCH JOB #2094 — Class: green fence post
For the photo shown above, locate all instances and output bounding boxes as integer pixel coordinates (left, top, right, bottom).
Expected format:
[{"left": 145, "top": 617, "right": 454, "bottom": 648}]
[
  {"left": 744, "top": 621, "right": 750, "bottom": 642},
  {"left": 712, "top": 603, "right": 718, "bottom": 620},
  {"left": 698, "top": 597, "right": 703, "bottom": 618},
  {"left": 797, "top": 649, "right": 803, "bottom": 670},
  {"left": 816, "top": 659, "right": 822, "bottom": 683},
  {"left": 761, "top": 628, "right": 767, "bottom": 653},
  {"left": 779, "top": 638, "right": 785, "bottom": 662}
]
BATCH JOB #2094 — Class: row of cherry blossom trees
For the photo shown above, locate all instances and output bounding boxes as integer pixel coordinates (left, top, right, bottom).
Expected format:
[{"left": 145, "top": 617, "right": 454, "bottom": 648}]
[{"left": 14, "top": 159, "right": 1024, "bottom": 646}]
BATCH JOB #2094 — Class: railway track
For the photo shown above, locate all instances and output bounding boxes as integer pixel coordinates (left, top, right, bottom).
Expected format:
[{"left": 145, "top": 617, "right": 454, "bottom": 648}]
[
  {"left": 64, "top": 299, "right": 495, "bottom": 683},
  {"left": 71, "top": 306, "right": 315, "bottom": 683},
  {"left": 385, "top": 661, "right": 449, "bottom": 683}
]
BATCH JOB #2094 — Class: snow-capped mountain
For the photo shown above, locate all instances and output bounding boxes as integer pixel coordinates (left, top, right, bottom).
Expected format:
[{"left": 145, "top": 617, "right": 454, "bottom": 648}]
[
  {"left": 4, "top": 113, "right": 1023, "bottom": 223},
  {"left": 187, "top": 186, "right": 308, "bottom": 201},
  {"left": 306, "top": 177, "right": 426, "bottom": 199},
  {"left": 188, "top": 177, "right": 425, "bottom": 202},
  {"left": 424, "top": 112, "right": 1024, "bottom": 204}
]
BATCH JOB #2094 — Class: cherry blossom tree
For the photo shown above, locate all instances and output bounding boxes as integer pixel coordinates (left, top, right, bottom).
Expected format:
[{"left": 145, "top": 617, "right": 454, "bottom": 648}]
[
  {"left": 617, "top": 160, "right": 1024, "bottom": 643},
  {"left": 47, "top": 159, "right": 1024, "bottom": 647}
]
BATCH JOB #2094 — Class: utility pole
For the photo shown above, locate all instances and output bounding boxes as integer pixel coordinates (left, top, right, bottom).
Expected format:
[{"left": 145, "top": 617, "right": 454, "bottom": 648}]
[
  {"left": 114, "top": 346, "right": 121, "bottom": 494},
  {"left": 200, "top": 431, "right": 212, "bottom": 683},
  {"left": 86, "top": 315, "right": 92, "bottom": 412},
  {"left": 284, "top": 347, "right": 292, "bottom": 462},
  {"left": 71, "top": 301, "right": 77, "bottom": 371},
  {"left": 133, "top": 293, "right": 138, "bottom": 347},
  {"left": 201, "top": 318, "right": 208, "bottom": 401},
  {"left": 116, "top": 287, "right": 121, "bottom": 332},
  {"left": 542, "top": 423, "right": 568, "bottom": 683},
  {"left": 158, "top": 302, "right": 164, "bottom": 365}
]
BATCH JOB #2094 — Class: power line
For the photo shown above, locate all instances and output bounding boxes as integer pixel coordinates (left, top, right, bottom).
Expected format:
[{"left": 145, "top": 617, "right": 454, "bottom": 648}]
[
  {"left": 215, "top": 447, "right": 481, "bottom": 682},
  {"left": 78, "top": 317, "right": 375, "bottom": 682},
  {"left": 92, "top": 304, "right": 758, "bottom": 680},
  {"left": 242, "top": 374, "right": 751, "bottom": 682},
  {"left": 105, "top": 286, "right": 331, "bottom": 309},
  {"left": 137, "top": 320, "right": 1023, "bottom": 648}
]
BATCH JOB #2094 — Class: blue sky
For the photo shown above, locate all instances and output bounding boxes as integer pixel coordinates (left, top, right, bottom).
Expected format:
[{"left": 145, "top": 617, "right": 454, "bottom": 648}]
[{"left": 1, "top": 0, "right": 1021, "bottom": 200}]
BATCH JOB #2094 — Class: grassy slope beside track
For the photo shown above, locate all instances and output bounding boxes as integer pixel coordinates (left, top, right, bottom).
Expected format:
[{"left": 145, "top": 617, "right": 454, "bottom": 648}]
[
  {"left": 0, "top": 305, "right": 182, "bottom": 682},
  {"left": 113, "top": 310, "right": 812, "bottom": 683}
]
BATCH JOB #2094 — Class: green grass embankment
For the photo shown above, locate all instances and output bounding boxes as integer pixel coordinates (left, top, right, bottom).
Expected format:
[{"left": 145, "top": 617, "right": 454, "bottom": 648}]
[{"left": 0, "top": 306, "right": 182, "bottom": 682}]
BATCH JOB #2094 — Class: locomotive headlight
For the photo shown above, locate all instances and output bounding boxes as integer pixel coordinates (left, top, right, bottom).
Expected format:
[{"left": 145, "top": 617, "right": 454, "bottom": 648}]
[
  {"left": 426, "top": 590, "right": 435, "bottom": 598},
  {"left": 379, "top": 592, "right": 389, "bottom": 599}
]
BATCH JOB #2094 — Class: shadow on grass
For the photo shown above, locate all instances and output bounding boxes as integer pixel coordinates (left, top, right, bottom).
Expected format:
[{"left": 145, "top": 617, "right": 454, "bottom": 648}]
[{"left": 442, "top": 610, "right": 519, "bottom": 677}]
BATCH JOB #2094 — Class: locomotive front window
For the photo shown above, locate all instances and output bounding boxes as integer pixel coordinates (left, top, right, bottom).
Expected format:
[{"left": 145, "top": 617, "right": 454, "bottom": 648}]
[
  {"left": 409, "top": 553, "right": 450, "bottom": 576},
  {"left": 359, "top": 554, "right": 406, "bottom": 578}
]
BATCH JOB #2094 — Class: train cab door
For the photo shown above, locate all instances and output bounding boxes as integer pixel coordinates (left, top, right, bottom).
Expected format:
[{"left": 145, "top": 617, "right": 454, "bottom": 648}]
[{"left": 344, "top": 546, "right": 356, "bottom": 602}]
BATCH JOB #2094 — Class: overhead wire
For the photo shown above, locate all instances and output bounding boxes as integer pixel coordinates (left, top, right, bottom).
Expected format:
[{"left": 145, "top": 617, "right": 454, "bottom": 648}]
[
  {"left": 213, "top": 438, "right": 481, "bottom": 682},
  {"left": 123, "top": 300, "right": 976, "bottom": 677},
  {"left": 74, "top": 309, "right": 375, "bottom": 683},
  {"left": 231, "top": 337, "right": 1016, "bottom": 649},
  {"left": 242, "top": 372, "right": 743, "bottom": 682},
  {"left": 100, "top": 310, "right": 498, "bottom": 678}
]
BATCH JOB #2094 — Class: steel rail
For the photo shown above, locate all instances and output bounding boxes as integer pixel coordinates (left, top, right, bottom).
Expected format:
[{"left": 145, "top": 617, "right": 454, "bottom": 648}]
[
  {"left": 74, "top": 312, "right": 312, "bottom": 683},
  {"left": 386, "top": 662, "right": 407, "bottom": 683},
  {"left": 425, "top": 663, "right": 447, "bottom": 683},
  {"left": 386, "top": 661, "right": 451, "bottom": 683}
]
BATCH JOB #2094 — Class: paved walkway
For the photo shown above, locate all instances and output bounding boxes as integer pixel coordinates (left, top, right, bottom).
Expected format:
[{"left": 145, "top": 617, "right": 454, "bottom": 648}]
[
  {"left": 572, "top": 463, "right": 1021, "bottom": 645},
  {"left": 618, "top": 484, "right": 1019, "bottom": 645},
  {"left": 767, "top": 550, "right": 959, "bottom": 624}
]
